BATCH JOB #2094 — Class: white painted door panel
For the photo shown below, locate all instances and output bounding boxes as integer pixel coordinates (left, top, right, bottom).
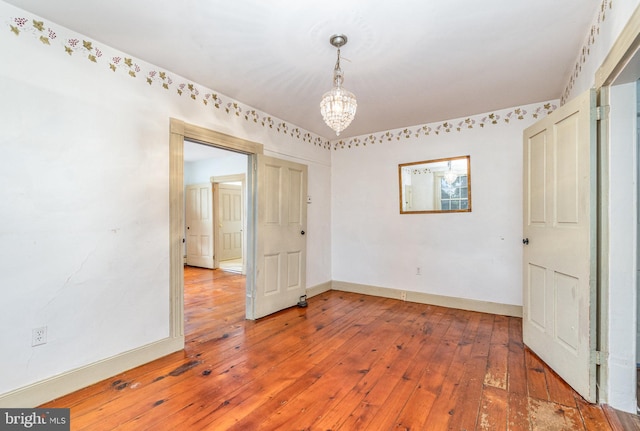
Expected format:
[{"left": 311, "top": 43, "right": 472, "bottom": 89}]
[
  {"left": 523, "top": 89, "right": 597, "bottom": 402},
  {"left": 219, "top": 183, "right": 243, "bottom": 261},
  {"left": 255, "top": 155, "right": 307, "bottom": 319},
  {"left": 185, "top": 183, "right": 214, "bottom": 269}
]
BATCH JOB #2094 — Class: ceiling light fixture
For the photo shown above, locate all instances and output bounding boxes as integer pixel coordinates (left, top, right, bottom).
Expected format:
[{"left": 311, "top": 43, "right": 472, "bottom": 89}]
[{"left": 320, "top": 34, "right": 357, "bottom": 136}]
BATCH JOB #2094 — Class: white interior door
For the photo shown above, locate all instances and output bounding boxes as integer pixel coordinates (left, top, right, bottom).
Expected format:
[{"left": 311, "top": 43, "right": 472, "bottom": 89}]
[
  {"left": 522, "top": 89, "right": 597, "bottom": 402},
  {"left": 254, "top": 155, "right": 307, "bottom": 319},
  {"left": 185, "top": 183, "right": 214, "bottom": 269},
  {"left": 219, "top": 183, "right": 243, "bottom": 261}
]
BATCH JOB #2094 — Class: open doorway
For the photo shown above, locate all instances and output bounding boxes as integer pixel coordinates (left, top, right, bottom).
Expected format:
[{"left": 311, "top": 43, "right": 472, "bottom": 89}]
[
  {"left": 183, "top": 140, "right": 249, "bottom": 335},
  {"left": 184, "top": 140, "right": 247, "bottom": 274},
  {"left": 169, "top": 118, "right": 263, "bottom": 338},
  {"left": 169, "top": 118, "right": 307, "bottom": 327}
]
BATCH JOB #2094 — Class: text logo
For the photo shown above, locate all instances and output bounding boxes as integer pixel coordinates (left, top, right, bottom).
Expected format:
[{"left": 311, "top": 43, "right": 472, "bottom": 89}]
[{"left": 0, "top": 409, "right": 69, "bottom": 430}]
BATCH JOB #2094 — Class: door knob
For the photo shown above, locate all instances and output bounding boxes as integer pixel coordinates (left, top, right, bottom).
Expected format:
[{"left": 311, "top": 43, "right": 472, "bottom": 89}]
[
  {"left": 301, "top": 230, "right": 306, "bottom": 235},
  {"left": 522, "top": 238, "right": 529, "bottom": 245}
]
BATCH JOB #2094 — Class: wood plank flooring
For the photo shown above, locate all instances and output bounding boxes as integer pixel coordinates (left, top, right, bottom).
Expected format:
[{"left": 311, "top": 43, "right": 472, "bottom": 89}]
[{"left": 41, "top": 266, "right": 619, "bottom": 430}]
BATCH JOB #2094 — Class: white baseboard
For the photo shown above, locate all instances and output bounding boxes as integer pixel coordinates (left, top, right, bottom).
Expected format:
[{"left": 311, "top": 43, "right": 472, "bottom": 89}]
[
  {"left": 306, "top": 281, "right": 332, "bottom": 298},
  {"left": 0, "top": 336, "right": 184, "bottom": 408},
  {"left": 332, "top": 280, "right": 522, "bottom": 317}
]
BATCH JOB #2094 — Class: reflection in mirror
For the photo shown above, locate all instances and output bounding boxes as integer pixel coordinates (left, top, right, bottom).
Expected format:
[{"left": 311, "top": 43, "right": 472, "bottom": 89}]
[{"left": 399, "top": 155, "right": 471, "bottom": 214}]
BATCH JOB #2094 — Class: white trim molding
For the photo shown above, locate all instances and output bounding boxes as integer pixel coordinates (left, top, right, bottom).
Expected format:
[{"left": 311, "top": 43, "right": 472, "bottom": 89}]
[
  {"left": 306, "top": 281, "right": 332, "bottom": 298},
  {"left": 332, "top": 280, "right": 522, "bottom": 318},
  {"left": 0, "top": 336, "right": 184, "bottom": 408}
]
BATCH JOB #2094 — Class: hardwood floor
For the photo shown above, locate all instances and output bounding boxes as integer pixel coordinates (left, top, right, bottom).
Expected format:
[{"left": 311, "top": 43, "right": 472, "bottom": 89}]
[{"left": 41, "top": 266, "right": 618, "bottom": 430}]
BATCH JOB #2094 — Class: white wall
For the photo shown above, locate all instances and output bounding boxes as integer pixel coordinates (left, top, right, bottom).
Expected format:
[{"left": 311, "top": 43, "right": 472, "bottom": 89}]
[
  {"left": 331, "top": 102, "right": 553, "bottom": 307},
  {"left": 0, "top": 1, "right": 331, "bottom": 400}
]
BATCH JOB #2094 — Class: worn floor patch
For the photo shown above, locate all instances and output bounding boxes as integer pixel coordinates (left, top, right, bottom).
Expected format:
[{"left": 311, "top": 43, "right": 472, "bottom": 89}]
[
  {"left": 484, "top": 371, "right": 507, "bottom": 390},
  {"left": 528, "top": 397, "right": 582, "bottom": 430}
]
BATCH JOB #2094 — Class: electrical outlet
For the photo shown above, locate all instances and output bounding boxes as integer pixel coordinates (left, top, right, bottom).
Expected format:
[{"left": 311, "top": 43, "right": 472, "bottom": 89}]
[
  {"left": 400, "top": 291, "right": 407, "bottom": 301},
  {"left": 32, "top": 326, "right": 47, "bottom": 347},
  {"left": 416, "top": 267, "right": 421, "bottom": 276}
]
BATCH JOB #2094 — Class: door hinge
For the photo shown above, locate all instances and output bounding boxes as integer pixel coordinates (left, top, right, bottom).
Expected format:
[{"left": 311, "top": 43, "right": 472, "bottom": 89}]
[
  {"left": 595, "top": 106, "right": 602, "bottom": 121},
  {"left": 594, "top": 350, "right": 605, "bottom": 365}
]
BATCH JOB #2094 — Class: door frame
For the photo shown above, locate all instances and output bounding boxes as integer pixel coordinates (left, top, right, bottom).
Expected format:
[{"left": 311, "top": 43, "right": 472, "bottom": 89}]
[
  {"left": 593, "top": 5, "right": 640, "bottom": 407},
  {"left": 169, "top": 118, "right": 264, "bottom": 340}
]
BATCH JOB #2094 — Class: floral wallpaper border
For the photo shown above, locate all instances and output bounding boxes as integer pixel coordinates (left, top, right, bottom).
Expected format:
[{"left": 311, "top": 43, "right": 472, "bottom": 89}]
[
  {"left": 561, "top": 0, "right": 613, "bottom": 104},
  {"left": 331, "top": 103, "right": 557, "bottom": 150},
  {"left": 6, "top": 14, "right": 333, "bottom": 151},
  {"left": 4, "top": 4, "right": 607, "bottom": 152}
]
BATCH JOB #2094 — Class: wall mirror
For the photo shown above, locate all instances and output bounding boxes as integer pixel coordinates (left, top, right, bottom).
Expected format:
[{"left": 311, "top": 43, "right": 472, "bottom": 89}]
[{"left": 399, "top": 155, "right": 471, "bottom": 214}]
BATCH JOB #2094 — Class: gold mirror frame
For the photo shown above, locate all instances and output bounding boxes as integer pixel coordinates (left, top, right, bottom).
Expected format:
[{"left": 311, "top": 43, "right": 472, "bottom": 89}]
[{"left": 399, "top": 155, "right": 471, "bottom": 214}]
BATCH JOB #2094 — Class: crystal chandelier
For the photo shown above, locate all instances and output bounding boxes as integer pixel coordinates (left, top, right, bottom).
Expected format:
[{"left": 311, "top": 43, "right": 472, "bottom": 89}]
[{"left": 320, "top": 34, "right": 357, "bottom": 136}]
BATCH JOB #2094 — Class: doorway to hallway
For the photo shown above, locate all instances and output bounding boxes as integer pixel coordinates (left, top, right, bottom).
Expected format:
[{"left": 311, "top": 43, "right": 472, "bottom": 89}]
[{"left": 183, "top": 140, "right": 248, "bottom": 337}]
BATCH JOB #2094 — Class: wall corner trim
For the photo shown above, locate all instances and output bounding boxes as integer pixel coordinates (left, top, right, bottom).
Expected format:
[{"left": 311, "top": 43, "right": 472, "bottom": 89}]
[
  {"left": 306, "top": 281, "right": 332, "bottom": 298},
  {"left": 0, "top": 336, "right": 184, "bottom": 408},
  {"left": 331, "top": 280, "right": 523, "bottom": 318}
]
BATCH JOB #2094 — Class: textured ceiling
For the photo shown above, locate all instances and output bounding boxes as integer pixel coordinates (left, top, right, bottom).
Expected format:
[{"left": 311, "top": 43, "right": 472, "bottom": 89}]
[{"left": 4, "top": 0, "right": 602, "bottom": 139}]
